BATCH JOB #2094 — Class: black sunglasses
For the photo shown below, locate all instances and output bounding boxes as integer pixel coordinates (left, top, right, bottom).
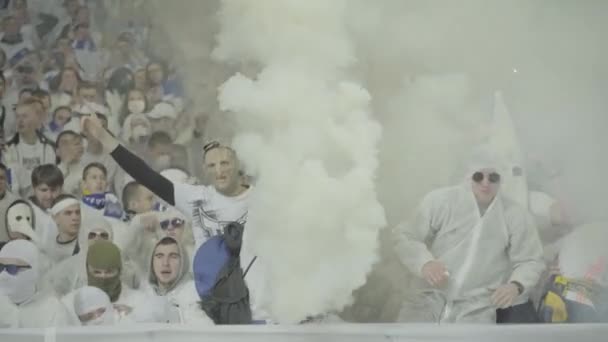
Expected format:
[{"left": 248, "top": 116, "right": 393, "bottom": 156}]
[
  {"left": 472, "top": 171, "right": 501, "bottom": 184},
  {"left": 160, "top": 218, "right": 185, "bottom": 230},
  {"left": 88, "top": 231, "right": 110, "bottom": 240},
  {"left": 0, "top": 263, "right": 31, "bottom": 275}
]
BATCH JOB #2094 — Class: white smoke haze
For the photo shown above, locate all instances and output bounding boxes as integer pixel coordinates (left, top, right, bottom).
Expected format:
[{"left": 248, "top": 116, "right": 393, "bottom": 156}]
[
  {"left": 213, "top": 0, "right": 386, "bottom": 323},
  {"left": 144, "top": 0, "right": 608, "bottom": 321}
]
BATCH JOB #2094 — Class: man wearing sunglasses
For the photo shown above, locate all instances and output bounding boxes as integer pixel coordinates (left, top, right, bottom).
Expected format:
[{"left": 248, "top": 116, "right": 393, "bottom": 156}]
[
  {"left": 396, "top": 149, "right": 544, "bottom": 323},
  {"left": 0, "top": 239, "right": 70, "bottom": 328}
]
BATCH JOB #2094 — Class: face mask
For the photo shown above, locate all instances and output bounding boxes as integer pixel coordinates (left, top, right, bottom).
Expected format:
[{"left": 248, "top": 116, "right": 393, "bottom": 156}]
[
  {"left": 154, "top": 155, "right": 171, "bottom": 170},
  {"left": 0, "top": 268, "right": 37, "bottom": 304},
  {"left": 7, "top": 203, "right": 35, "bottom": 240},
  {"left": 128, "top": 100, "right": 145, "bottom": 114},
  {"left": 88, "top": 274, "right": 122, "bottom": 303},
  {"left": 132, "top": 125, "right": 149, "bottom": 140}
]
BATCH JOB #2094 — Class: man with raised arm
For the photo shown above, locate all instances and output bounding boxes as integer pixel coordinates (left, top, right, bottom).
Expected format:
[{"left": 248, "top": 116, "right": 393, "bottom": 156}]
[{"left": 80, "top": 114, "right": 252, "bottom": 249}]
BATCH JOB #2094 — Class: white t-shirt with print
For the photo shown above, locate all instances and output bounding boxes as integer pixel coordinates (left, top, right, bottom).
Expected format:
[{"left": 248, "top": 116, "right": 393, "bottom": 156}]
[
  {"left": 173, "top": 182, "right": 252, "bottom": 250},
  {"left": 4, "top": 139, "right": 56, "bottom": 195},
  {"left": 172, "top": 183, "right": 270, "bottom": 321}
]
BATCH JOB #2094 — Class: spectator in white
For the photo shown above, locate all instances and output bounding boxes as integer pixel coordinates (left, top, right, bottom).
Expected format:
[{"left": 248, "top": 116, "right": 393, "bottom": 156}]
[
  {"left": 104, "top": 67, "right": 134, "bottom": 133},
  {"left": 31, "top": 88, "right": 52, "bottom": 129},
  {"left": 0, "top": 15, "right": 34, "bottom": 65},
  {"left": 121, "top": 112, "right": 151, "bottom": 154},
  {"left": 126, "top": 206, "right": 195, "bottom": 277},
  {"left": 9, "top": 0, "right": 60, "bottom": 47},
  {"left": 56, "top": 130, "right": 85, "bottom": 196},
  {"left": 0, "top": 72, "right": 14, "bottom": 143},
  {"left": 47, "top": 105, "right": 72, "bottom": 140},
  {"left": 0, "top": 239, "right": 70, "bottom": 327},
  {"left": 0, "top": 163, "right": 19, "bottom": 244},
  {"left": 46, "top": 194, "right": 82, "bottom": 264},
  {"left": 73, "top": 286, "right": 116, "bottom": 326},
  {"left": 122, "top": 181, "right": 155, "bottom": 221},
  {"left": 145, "top": 60, "right": 183, "bottom": 106},
  {"left": 144, "top": 236, "right": 211, "bottom": 325},
  {"left": 106, "top": 31, "right": 148, "bottom": 72},
  {"left": 118, "top": 181, "right": 167, "bottom": 271},
  {"left": 147, "top": 101, "right": 177, "bottom": 139},
  {"left": 4, "top": 199, "right": 36, "bottom": 243},
  {"left": 120, "top": 87, "right": 148, "bottom": 126},
  {"left": 72, "top": 6, "right": 101, "bottom": 43},
  {"left": 27, "top": 164, "right": 63, "bottom": 244},
  {"left": 78, "top": 161, "right": 129, "bottom": 265},
  {"left": 10, "top": 60, "right": 40, "bottom": 94},
  {"left": 79, "top": 113, "right": 119, "bottom": 192},
  {"left": 49, "top": 66, "right": 80, "bottom": 107},
  {"left": 72, "top": 22, "right": 103, "bottom": 82},
  {"left": 63, "top": 240, "right": 168, "bottom": 323},
  {"left": 75, "top": 81, "right": 100, "bottom": 107},
  {"left": 146, "top": 131, "right": 176, "bottom": 171},
  {"left": 3, "top": 99, "right": 56, "bottom": 196},
  {"left": 10, "top": 0, "right": 41, "bottom": 49},
  {"left": 55, "top": 2, "right": 93, "bottom": 43},
  {"left": 80, "top": 162, "right": 123, "bottom": 220},
  {"left": 154, "top": 208, "right": 195, "bottom": 264},
  {"left": 395, "top": 147, "right": 545, "bottom": 323},
  {"left": 42, "top": 37, "right": 80, "bottom": 90},
  {"left": 55, "top": 0, "right": 81, "bottom": 38}
]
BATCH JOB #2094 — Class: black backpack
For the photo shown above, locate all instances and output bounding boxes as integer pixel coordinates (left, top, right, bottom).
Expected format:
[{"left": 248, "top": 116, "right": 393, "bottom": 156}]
[{"left": 194, "top": 222, "right": 256, "bottom": 324}]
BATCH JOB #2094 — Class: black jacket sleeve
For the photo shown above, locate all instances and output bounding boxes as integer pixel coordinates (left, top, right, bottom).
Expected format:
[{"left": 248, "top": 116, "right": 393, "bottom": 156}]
[{"left": 110, "top": 144, "right": 175, "bottom": 205}]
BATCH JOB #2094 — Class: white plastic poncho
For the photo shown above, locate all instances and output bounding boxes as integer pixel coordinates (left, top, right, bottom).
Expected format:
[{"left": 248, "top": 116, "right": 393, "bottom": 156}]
[
  {"left": 395, "top": 149, "right": 545, "bottom": 323},
  {"left": 0, "top": 240, "right": 71, "bottom": 328},
  {"left": 74, "top": 286, "right": 116, "bottom": 326}
]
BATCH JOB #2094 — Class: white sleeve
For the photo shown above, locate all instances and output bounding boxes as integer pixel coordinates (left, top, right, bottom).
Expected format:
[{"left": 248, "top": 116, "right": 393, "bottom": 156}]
[{"left": 394, "top": 192, "right": 441, "bottom": 276}]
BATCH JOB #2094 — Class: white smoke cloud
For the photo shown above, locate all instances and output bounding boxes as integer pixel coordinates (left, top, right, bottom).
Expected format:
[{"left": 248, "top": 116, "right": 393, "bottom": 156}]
[{"left": 213, "top": 0, "right": 386, "bottom": 323}]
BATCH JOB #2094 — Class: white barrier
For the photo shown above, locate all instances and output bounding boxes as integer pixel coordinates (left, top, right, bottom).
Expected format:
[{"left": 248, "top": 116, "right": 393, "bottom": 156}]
[{"left": 1, "top": 324, "right": 607, "bottom": 342}]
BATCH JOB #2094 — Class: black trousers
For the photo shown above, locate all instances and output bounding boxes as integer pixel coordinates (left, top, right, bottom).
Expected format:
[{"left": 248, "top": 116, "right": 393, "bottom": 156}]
[{"left": 497, "top": 300, "right": 540, "bottom": 323}]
